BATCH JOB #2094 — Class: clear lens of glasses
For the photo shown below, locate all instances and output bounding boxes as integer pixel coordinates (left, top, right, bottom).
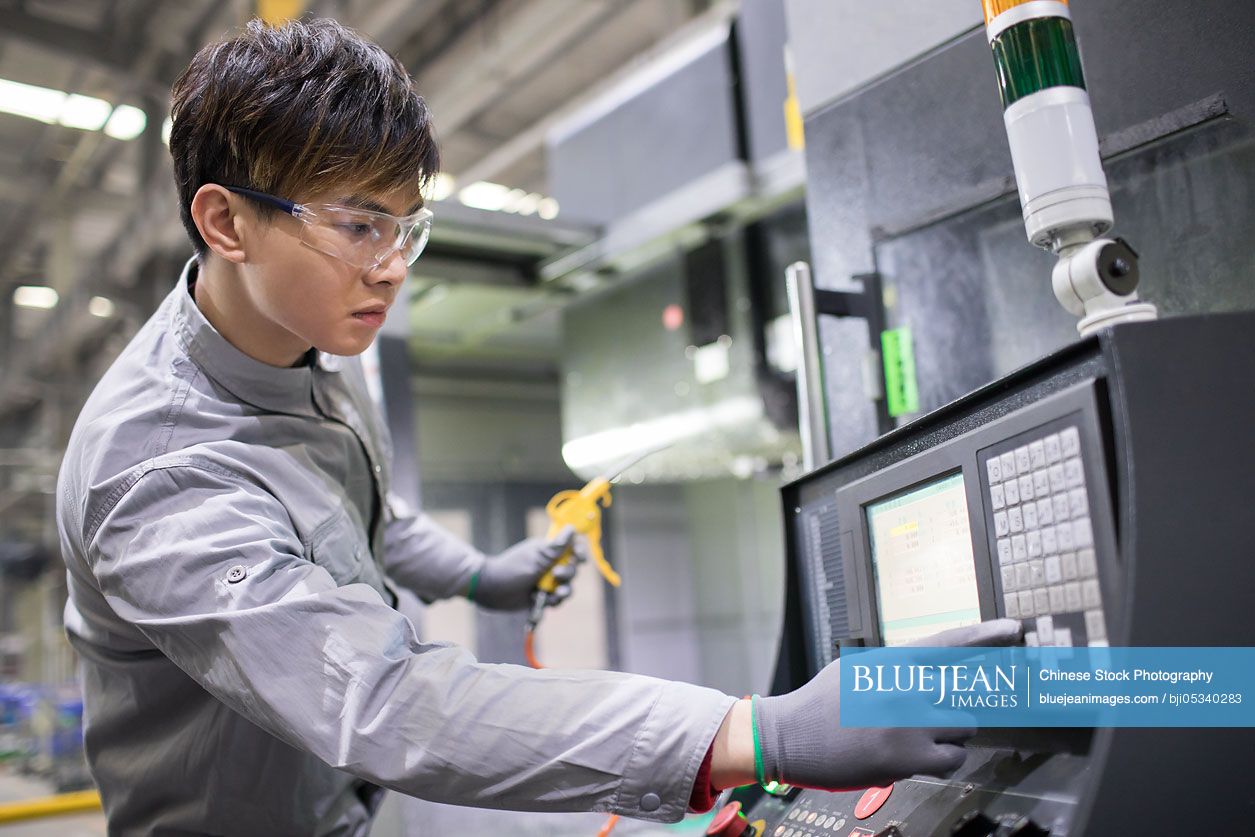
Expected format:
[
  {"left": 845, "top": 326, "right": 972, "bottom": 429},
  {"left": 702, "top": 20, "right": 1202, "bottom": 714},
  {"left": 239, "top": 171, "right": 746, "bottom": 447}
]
[{"left": 297, "top": 205, "right": 433, "bottom": 268}]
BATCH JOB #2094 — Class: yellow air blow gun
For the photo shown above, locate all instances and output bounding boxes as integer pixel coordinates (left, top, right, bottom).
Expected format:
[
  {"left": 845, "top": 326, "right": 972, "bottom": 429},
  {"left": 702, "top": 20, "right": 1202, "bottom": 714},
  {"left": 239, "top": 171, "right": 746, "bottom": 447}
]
[{"left": 525, "top": 445, "right": 668, "bottom": 636}]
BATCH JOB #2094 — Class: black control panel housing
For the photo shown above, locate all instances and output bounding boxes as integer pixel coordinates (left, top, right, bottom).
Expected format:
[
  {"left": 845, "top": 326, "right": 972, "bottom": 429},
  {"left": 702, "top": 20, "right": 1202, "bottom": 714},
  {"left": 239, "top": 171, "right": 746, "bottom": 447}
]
[{"left": 755, "top": 313, "right": 1255, "bottom": 836}]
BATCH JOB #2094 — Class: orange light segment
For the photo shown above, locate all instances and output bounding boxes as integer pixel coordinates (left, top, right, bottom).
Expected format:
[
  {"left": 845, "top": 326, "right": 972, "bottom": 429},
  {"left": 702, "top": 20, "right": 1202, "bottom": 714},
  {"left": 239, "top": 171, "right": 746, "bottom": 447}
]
[{"left": 983, "top": 0, "right": 1068, "bottom": 27}]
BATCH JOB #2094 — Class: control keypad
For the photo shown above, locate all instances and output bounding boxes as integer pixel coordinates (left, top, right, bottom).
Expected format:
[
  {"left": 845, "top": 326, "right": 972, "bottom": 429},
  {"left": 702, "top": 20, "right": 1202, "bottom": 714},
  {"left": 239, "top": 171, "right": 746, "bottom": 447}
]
[{"left": 987, "top": 425, "right": 1108, "bottom": 647}]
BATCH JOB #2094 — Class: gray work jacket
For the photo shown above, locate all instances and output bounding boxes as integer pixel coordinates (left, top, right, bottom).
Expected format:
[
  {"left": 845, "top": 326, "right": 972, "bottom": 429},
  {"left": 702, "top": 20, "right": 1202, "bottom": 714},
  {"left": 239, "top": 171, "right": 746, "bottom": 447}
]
[{"left": 57, "top": 258, "right": 735, "bottom": 836}]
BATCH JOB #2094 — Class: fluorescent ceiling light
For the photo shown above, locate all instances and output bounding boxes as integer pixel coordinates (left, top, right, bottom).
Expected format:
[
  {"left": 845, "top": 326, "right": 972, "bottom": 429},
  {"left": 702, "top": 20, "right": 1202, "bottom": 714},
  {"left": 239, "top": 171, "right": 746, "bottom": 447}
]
[
  {"left": 0, "top": 78, "right": 65, "bottom": 123},
  {"left": 89, "top": 296, "right": 115, "bottom": 318},
  {"left": 59, "top": 94, "right": 112, "bottom": 131},
  {"left": 0, "top": 77, "right": 150, "bottom": 141},
  {"left": 104, "top": 105, "right": 146, "bottom": 140},
  {"left": 13, "top": 286, "right": 59, "bottom": 310},
  {"left": 458, "top": 180, "right": 513, "bottom": 212},
  {"left": 513, "top": 192, "right": 542, "bottom": 216},
  {"left": 426, "top": 172, "right": 455, "bottom": 202},
  {"left": 537, "top": 197, "right": 560, "bottom": 220}
]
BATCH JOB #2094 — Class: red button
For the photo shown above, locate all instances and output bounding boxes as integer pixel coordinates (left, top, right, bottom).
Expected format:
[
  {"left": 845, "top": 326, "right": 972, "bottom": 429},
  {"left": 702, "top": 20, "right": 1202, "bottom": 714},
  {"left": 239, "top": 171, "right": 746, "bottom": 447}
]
[
  {"left": 706, "top": 801, "right": 751, "bottom": 837},
  {"left": 854, "top": 784, "right": 894, "bottom": 820}
]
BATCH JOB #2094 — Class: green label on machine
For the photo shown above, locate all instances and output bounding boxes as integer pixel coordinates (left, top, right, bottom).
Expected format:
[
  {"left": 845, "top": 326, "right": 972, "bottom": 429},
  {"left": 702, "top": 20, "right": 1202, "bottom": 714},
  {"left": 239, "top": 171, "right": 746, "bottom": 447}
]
[{"left": 881, "top": 328, "right": 920, "bottom": 418}]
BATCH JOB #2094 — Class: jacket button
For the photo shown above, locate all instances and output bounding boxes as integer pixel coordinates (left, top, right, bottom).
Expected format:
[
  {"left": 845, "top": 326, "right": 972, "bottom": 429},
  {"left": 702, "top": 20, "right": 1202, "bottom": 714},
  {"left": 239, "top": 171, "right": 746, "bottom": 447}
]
[
  {"left": 226, "top": 565, "right": 247, "bottom": 584},
  {"left": 640, "top": 792, "right": 661, "bottom": 812}
]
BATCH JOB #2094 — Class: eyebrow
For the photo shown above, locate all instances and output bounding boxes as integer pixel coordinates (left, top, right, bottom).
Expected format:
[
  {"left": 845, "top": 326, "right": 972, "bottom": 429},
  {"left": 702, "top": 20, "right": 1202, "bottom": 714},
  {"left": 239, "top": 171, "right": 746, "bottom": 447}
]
[{"left": 341, "top": 195, "right": 425, "bottom": 216}]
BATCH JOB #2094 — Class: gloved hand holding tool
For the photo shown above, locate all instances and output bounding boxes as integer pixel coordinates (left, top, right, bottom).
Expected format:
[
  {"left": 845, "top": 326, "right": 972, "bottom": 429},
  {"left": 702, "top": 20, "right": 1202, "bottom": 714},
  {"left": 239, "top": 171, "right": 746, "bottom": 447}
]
[
  {"left": 469, "top": 526, "right": 585, "bottom": 611},
  {"left": 752, "top": 618, "right": 1023, "bottom": 791},
  {"left": 523, "top": 445, "right": 669, "bottom": 667}
]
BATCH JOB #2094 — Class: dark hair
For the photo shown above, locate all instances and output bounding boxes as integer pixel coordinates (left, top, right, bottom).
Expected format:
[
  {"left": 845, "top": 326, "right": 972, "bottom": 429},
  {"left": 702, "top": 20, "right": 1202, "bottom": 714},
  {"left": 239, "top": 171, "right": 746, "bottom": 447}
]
[{"left": 168, "top": 17, "right": 440, "bottom": 256}]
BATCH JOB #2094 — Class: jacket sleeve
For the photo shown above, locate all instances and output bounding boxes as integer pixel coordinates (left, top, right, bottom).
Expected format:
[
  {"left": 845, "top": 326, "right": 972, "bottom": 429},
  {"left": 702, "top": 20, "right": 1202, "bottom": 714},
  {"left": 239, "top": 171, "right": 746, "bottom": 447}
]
[
  {"left": 379, "top": 491, "right": 487, "bottom": 602},
  {"left": 89, "top": 462, "right": 735, "bottom": 821}
]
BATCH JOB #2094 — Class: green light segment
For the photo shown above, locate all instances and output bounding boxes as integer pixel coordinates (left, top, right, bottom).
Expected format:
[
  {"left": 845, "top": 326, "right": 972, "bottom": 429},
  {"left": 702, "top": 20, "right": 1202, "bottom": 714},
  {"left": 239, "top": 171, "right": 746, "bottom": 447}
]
[{"left": 990, "top": 16, "right": 1086, "bottom": 109}]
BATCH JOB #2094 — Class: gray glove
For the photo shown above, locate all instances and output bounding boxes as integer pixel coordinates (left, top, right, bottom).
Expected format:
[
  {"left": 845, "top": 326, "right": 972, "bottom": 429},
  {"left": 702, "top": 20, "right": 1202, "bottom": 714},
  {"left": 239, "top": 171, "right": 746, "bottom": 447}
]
[
  {"left": 755, "top": 618, "right": 1023, "bottom": 791},
  {"left": 471, "top": 526, "right": 585, "bottom": 611}
]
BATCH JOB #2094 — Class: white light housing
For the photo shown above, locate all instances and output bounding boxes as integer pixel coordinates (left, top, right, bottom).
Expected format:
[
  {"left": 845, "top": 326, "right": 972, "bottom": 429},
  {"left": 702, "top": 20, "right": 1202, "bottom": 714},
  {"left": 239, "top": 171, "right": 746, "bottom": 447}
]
[
  {"left": 537, "top": 197, "right": 560, "bottom": 220},
  {"left": 104, "top": 104, "right": 146, "bottom": 140},
  {"left": 13, "top": 285, "right": 59, "bottom": 309},
  {"left": 161, "top": 116, "right": 172, "bottom": 146},
  {"left": 457, "top": 180, "right": 513, "bottom": 212},
  {"left": 89, "top": 296, "right": 116, "bottom": 318},
  {"left": 426, "top": 172, "right": 456, "bottom": 202},
  {"left": 0, "top": 78, "right": 65, "bottom": 123},
  {"left": 59, "top": 94, "right": 112, "bottom": 131}
]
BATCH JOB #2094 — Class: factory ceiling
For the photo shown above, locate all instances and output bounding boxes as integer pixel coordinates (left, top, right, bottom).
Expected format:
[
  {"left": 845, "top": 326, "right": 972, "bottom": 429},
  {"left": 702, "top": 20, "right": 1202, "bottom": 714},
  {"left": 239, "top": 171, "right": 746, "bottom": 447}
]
[{"left": 0, "top": 0, "right": 720, "bottom": 393}]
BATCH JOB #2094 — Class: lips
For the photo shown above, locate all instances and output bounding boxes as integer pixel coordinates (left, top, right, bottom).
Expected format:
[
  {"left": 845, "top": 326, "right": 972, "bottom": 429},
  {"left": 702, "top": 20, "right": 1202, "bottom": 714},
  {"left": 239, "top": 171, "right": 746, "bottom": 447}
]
[{"left": 351, "top": 309, "right": 387, "bottom": 327}]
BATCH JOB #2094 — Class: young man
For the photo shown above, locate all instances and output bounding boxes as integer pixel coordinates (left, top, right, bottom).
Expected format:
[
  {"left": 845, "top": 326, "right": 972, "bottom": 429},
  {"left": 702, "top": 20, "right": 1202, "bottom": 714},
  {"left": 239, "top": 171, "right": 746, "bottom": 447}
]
[{"left": 57, "top": 18, "right": 1019, "bottom": 835}]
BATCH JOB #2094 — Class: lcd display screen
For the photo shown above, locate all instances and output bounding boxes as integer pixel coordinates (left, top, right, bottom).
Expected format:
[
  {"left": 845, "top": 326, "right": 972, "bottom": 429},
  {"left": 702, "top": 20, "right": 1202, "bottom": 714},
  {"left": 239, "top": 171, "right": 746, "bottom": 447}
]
[{"left": 866, "top": 472, "right": 981, "bottom": 646}]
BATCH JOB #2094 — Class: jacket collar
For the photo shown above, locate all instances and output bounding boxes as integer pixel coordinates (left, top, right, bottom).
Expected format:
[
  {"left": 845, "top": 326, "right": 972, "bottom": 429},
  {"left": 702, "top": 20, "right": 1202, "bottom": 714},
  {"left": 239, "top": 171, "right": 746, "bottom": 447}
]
[{"left": 171, "top": 257, "right": 341, "bottom": 417}]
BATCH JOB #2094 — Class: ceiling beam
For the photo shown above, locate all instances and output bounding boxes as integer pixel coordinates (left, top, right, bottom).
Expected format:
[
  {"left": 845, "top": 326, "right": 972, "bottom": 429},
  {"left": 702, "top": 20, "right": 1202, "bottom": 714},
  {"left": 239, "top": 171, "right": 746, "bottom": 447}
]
[{"left": 0, "top": 7, "right": 170, "bottom": 98}]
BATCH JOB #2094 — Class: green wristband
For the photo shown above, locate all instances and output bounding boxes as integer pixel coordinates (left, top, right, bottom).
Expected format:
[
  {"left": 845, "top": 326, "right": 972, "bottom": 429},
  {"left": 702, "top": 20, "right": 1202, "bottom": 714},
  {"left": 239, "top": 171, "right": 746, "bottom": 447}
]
[
  {"left": 750, "top": 694, "right": 766, "bottom": 787},
  {"left": 465, "top": 570, "right": 481, "bottom": 602}
]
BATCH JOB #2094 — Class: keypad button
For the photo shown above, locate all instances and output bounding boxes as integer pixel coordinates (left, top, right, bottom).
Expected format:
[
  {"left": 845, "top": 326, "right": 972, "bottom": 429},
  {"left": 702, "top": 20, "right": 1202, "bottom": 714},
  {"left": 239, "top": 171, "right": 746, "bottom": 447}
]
[
  {"left": 1061, "top": 551, "right": 1078, "bottom": 581},
  {"left": 1025, "top": 630, "right": 1039, "bottom": 647},
  {"left": 1090, "top": 638, "right": 1109, "bottom": 647},
  {"left": 1061, "top": 427, "right": 1081, "bottom": 457},
  {"left": 1085, "top": 609, "right": 1107, "bottom": 640},
  {"left": 1048, "top": 584, "right": 1066, "bottom": 613},
  {"left": 1015, "top": 563, "right": 1032, "bottom": 590},
  {"left": 1082, "top": 579, "right": 1102, "bottom": 609},
  {"left": 994, "top": 510, "right": 1009, "bottom": 537},
  {"left": 1041, "top": 525, "right": 1058, "bottom": 555},
  {"left": 1037, "top": 497, "right": 1054, "bottom": 525},
  {"left": 1054, "top": 626, "right": 1073, "bottom": 647},
  {"left": 1015, "top": 446, "right": 1031, "bottom": 474},
  {"left": 997, "top": 538, "right": 1013, "bottom": 565},
  {"left": 1000, "top": 452, "right": 1017, "bottom": 478},
  {"left": 1012, "top": 534, "right": 1028, "bottom": 561},
  {"left": 1044, "top": 433, "right": 1062, "bottom": 463},
  {"left": 1005, "top": 478, "right": 1020, "bottom": 506},
  {"left": 1064, "top": 582, "right": 1083, "bottom": 611},
  {"left": 990, "top": 483, "right": 1005, "bottom": 510},
  {"left": 1068, "top": 488, "right": 1088, "bottom": 519},
  {"left": 1029, "top": 441, "right": 1046, "bottom": 469},
  {"left": 1018, "top": 475, "right": 1035, "bottom": 502},
  {"left": 1008, "top": 506, "right": 1024, "bottom": 533},
  {"left": 1019, "top": 590, "right": 1036, "bottom": 617},
  {"left": 1034, "top": 588, "right": 1050, "bottom": 616},
  {"left": 1044, "top": 555, "right": 1062, "bottom": 584},
  {"left": 1048, "top": 464, "right": 1067, "bottom": 493},
  {"left": 1027, "top": 531, "right": 1043, "bottom": 558},
  {"left": 1029, "top": 559, "right": 1045, "bottom": 586},
  {"left": 1005, "top": 592, "right": 1020, "bottom": 618},
  {"left": 1077, "top": 548, "right": 1097, "bottom": 578},
  {"left": 1036, "top": 615, "right": 1054, "bottom": 645},
  {"left": 987, "top": 457, "right": 1002, "bottom": 484},
  {"left": 1033, "top": 471, "right": 1050, "bottom": 498},
  {"left": 1002, "top": 565, "right": 1017, "bottom": 592},
  {"left": 1064, "top": 457, "right": 1085, "bottom": 488},
  {"left": 1056, "top": 522, "right": 1075, "bottom": 551},
  {"left": 1053, "top": 493, "right": 1071, "bottom": 521},
  {"left": 1073, "top": 517, "right": 1094, "bottom": 549},
  {"left": 1023, "top": 502, "right": 1039, "bottom": 530}
]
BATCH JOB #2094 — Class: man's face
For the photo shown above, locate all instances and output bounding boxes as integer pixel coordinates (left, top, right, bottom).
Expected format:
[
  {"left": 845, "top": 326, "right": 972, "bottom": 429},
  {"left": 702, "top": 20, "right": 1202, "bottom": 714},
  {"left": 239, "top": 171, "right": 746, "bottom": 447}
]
[{"left": 237, "top": 186, "right": 421, "bottom": 360}]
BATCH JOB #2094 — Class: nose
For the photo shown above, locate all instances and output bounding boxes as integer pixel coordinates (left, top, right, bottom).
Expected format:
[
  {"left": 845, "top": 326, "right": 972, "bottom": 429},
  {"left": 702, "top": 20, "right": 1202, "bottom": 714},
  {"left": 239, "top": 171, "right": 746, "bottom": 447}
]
[{"left": 367, "top": 248, "right": 407, "bottom": 286}]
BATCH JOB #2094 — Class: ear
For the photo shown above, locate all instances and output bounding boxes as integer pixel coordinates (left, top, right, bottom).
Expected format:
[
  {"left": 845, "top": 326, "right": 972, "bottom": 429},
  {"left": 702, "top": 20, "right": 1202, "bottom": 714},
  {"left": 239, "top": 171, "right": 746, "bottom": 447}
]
[{"left": 190, "top": 184, "right": 247, "bottom": 264}]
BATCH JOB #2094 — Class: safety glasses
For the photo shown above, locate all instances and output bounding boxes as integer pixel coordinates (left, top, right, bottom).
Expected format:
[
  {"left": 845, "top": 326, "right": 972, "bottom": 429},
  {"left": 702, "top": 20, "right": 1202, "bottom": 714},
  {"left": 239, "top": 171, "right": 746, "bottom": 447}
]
[{"left": 225, "top": 186, "right": 433, "bottom": 269}]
